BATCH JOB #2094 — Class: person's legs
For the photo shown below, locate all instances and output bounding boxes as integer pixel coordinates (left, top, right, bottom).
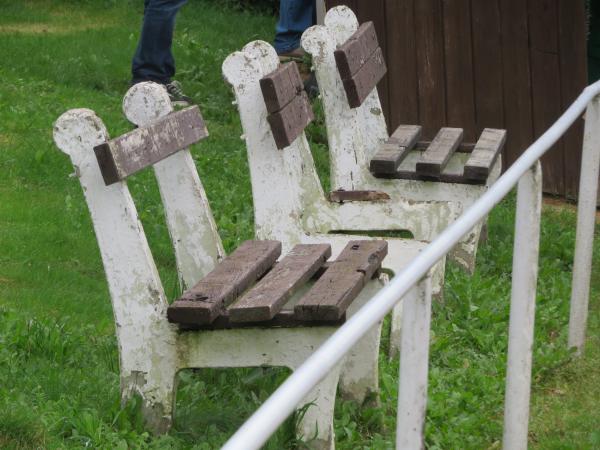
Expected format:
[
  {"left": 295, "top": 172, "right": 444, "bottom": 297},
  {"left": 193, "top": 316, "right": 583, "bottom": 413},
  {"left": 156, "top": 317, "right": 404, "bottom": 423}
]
[
  {"left": 132, "top": 0, "right": 188, "bottom": 84},
  {"left": 274, "top": 0, "right": 316, "bottom": 55}
]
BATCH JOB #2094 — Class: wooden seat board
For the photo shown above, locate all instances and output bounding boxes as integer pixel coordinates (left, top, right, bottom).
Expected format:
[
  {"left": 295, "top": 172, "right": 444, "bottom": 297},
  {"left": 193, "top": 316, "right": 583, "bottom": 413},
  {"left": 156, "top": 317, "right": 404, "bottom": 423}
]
[
  {"left": 463, "top": 128, "right": 507, "bottom": 181},
  {"left": 260, "top": 62, "right": 304, "bottom": 114},
  {"left": 267, "top": 90, "right": 314, "bottom": 149},
  {"left": 341, "top": 47, "right": 387, "bottom": 108},
  {"left": 415, "top": 127, "right": 464, "bottom": 178},
  {"left": 167, "top": 240, "right": 281, "bottom": 325},
  {"left": 94, "top": 105, "right": 207, "bottom": 185},
  {"left": 334, "top": 21, "right": 380, "bottom": 80},
  {"left": 370, "top": 125, "right": 422, "bottom": 174},
  {"left": 294, "top": 240, "right": 388, "bottom": 321},
  {"left": 228, "top": 244, "right": 332, "bottom": 323}
]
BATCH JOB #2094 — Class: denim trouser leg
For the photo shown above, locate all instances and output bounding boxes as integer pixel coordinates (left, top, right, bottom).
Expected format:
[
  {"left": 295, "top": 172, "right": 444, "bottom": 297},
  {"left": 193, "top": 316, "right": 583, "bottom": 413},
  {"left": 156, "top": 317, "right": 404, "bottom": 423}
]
[
  {"left": 274, "top": 0, "right": 316, "bottom": 54},
  {"left": 131, "top": 0, "right": 188, "bottom": 84}
]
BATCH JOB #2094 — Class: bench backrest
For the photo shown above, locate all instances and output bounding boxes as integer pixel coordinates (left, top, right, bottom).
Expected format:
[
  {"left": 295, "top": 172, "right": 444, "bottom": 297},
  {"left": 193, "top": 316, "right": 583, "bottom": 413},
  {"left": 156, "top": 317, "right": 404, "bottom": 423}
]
[
  {"left": 222, "top": 41, "right": 330, "bottom": 249},
  {"left": 302, "top": 6, "right": 389, "bottom": 190}
]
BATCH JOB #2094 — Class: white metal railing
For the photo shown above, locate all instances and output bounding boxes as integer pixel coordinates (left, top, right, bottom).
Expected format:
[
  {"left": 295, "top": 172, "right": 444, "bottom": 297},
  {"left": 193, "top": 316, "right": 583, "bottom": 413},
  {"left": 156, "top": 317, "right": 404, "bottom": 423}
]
[{"left": 222, "top": 80, "right": 600, "bottom": 450}]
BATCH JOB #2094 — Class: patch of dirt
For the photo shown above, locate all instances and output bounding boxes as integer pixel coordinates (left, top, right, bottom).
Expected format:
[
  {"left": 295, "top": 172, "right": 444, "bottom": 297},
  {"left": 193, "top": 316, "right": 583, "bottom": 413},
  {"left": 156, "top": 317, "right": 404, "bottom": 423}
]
[
  {"left": 0, "top": 22, "right": 109, "bottom": 34},
  {"left": 543, "top": 195, "right": 600, "bottom": 222}
]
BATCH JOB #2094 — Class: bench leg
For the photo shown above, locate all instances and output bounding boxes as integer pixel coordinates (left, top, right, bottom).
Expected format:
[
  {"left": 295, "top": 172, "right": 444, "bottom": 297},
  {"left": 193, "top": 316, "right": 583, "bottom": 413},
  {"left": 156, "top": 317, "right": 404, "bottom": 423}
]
[
  {"left": 121, "top": 366, "right": 178, "bottom": 434},
  {"left": 339, "top": 277, "right": 385, "bottom": 403},
  {"left": 296, "top": 365, "right": 341, "bottom": 450}
]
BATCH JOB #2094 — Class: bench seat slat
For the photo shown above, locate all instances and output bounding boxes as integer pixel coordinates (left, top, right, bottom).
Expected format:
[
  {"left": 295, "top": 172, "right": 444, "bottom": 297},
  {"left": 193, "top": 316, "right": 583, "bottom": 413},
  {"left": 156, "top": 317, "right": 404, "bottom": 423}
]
[
  {"left": 463, "top": 128, "right": 507, "bottom": 181},
  {"left": 167, "top": 240, "right": 281, "bottom": 325},
  {"left": 228, "top": 244, "right": 332, "bottom": 323},
  {"left": 415, "top": 127, "right": 464, "bottom": 178},
  {"left": 94, "top": 105, "right": 207, "bottom": 185},
  {"left": 370, "top": 125, "right": 422, "bottom": 174},
  {"left": 294, "top": 240, "right": 388, "bottom": 321}
]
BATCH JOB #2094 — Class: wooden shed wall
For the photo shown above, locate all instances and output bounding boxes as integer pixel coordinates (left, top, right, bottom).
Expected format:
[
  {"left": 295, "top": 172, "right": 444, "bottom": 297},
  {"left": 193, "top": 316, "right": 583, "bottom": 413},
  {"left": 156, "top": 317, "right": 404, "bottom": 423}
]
[{"left": 327, "top": 0, "right": 588, "bottom": 198}]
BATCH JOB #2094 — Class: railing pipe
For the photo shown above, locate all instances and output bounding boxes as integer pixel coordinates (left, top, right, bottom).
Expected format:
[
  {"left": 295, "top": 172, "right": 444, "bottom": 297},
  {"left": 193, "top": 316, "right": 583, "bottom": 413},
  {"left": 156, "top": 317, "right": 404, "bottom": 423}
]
[
  {"left": 222, "top": 82, "right": 600, "bottom": 450},
  {"left": 568, "top": 96, "right": 600, "bottom": 353},
  {"left": 502, "top": 162, "right": 543, "bottom": 450}
]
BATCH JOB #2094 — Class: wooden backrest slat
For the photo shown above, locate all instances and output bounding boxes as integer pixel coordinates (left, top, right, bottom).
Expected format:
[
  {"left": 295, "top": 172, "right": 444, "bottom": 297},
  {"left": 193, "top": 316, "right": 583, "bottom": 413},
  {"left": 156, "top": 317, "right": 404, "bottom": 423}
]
[
  {"left": 267, "top": 90, "right": 314, "bottom": 149},
  {"left": 340, "top": 46, "right": 387, "bottom": 108},
  {"left": 463, "top": 128, "right": 507, "bottom": 181},
  {"left": 228, "top": 244, "right": 332, "bottom": 323},
  {"left": 94, "top": 105, "right": 208, "bottom": 185},
  {"left": 370, "top": 125, "right": 422, "bottom": 174},
  {"left": 260, "top": 62, "right": 314, "bottom": 149},
  {"left": 260, "top": 62, "right": 304, "bottom": 113},
  {"left": 167, "top": 240, "right": 281, "bottom": 325},
  {"left": 334, "top": 21, "right": 379, "bottom": 80},
  {"left": 334, "top": 21, "right": 387, "bottom": 108},
  {"left": 294, "top": 240, "right": 387, "bottom": 321},
  {"left": 416, "top": 127, "right": 464, "bottom": 178}
]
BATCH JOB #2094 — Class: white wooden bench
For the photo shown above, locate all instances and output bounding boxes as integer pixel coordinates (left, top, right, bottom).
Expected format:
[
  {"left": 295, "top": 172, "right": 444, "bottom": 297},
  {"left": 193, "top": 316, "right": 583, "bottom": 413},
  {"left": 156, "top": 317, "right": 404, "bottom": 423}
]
[
  {"left": 53, "top": 91, "right": 399, "bottom": 449},
  {"left": 302, "top": 5, "right": 507, "bottom": 272},
  {"left": 223, "top": 40, "right": 445, "bottom": 356}
]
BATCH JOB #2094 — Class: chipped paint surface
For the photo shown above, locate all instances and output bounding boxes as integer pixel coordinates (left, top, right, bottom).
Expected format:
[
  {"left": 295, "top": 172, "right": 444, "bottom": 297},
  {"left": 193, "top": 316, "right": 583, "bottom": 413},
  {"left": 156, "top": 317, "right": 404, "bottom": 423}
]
[{"left": 303, "top": 6, "right": 502, "bottom": 277}]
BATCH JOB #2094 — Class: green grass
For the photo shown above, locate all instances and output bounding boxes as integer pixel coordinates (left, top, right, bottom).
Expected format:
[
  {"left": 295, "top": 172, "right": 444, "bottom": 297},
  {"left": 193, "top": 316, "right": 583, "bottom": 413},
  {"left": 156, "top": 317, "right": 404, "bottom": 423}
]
[{"left": 0, "top": 1, "right": 599, "bottom": 448}]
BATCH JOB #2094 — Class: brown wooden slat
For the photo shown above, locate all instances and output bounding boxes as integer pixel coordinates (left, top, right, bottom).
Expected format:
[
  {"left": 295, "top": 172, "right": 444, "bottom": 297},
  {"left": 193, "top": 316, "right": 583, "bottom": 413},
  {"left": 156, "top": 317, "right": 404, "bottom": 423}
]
[
  {"left": 415, "top": 0, "right": 446, "bottom": 139},
  {"left": 370, "top": 124, "right": 422, "bottom": 174},
  {"left": 260, "top": 62, "right": 304, "bottom": 114},
  {"left": 167, "top": 240, "right": 281, "bottom": 325},
  {"left": 463, "top": 128, "right": 507, "bottom": 181},
  {"left": 341, "top": 47, "right": 387, "bottom": 108},
  {"left": 177, "top": 309, "right": 346, "bottom": 330},
  {"left": 414, "top": 140, "right": 475, "bottom": 153},
  {"left": 558, "top": 0, "right": 587, "bottom": 199},
  {"left": 334, "top": 21, "right": 380, "bottom": 80},
  {"left": 327, "top": 190, "right": 390, "bottom": 202},
  {"left": 294, "top": 240, "right": 388, "bottom": 321},
  {"left": 94, "top": 106, "right": 207, "bottom": 185},
  {"left": 228, "top": 244, "right": 332, "bottom": 323},
  {"left": 385, "top": 0, "right": 419, "bottom": 128},
  {"left": 471, "top": 0, "right": 504, "bottom": 133},
  {"left": 267, "top": 90, "right": 314, "bottom": 149},
  {"left": 500, "top": 0, "right": 534, "bottom": 167},
  {"left": 443, "top": 0, "right": 477, "bottom": 142},
  {"left": 416, "top": 127, "right": 464, "bottom": 178},
  {"left": 529, "top": 0, "right": 564, "bottom": 196}
]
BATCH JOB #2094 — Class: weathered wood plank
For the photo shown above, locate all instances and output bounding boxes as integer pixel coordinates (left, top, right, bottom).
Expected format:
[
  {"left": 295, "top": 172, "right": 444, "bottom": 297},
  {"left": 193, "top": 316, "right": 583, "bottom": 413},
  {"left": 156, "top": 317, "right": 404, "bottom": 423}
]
[
  {"left": 334, "top": 21, "right": 380, "bottom": 80},
  {"left": 177, "top": 309, "right": 346, "bottom": 330},
  {"left": 94, "top": 105, "right": 207, "bottom": 185},
  {"left": 327, "top": 190, "right": 390, "bottom": 203},
  {"left": 267, "top": 90, "right": 314, "bottom": 149},
  {"left": 294, "top": 240, "right": 387, "bottom": 321},
  {"left": 260, "top": 62, "right": 304, "bottom": 114},
  {"left": 464, "top": 128, "right": 506, "bottom": 181},
  {"left": 370, "top": 124, "right": 422, "bottom": 174},
  {"left": 228, "top": 244, "right": 332, "bottom": 323},
  {"left": 416, "top": 127, "right": 463, "bottom": 178},
  {"left": 167, "top": 240, "right": 281, "bottom": 325},
  {"left": 341, "top": 46, "right": 387, "bottom": 108}
]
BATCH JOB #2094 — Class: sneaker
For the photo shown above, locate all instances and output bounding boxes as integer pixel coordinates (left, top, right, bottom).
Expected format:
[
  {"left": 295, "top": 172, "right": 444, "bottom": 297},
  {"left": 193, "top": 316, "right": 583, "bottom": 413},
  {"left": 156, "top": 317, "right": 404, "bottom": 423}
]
[{"left": 164, "top": 81, "right": 193, "bottom": 106}]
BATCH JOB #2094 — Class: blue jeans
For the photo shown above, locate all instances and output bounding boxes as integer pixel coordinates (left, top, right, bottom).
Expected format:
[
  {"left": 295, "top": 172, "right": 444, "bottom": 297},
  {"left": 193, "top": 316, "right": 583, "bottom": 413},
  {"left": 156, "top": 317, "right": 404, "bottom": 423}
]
[
  {"left": 274, "top": 0, "right": 315, "bottom": 54},
  {"left": 131, "top": 0, "right": 188, "bottom": 84}
]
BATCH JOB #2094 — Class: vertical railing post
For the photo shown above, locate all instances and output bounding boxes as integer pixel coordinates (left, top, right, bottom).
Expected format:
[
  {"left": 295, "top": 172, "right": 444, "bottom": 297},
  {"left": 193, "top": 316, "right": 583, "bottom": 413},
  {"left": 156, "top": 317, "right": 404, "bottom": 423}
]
[
  {"left": 396, "top": 275, "right": 432, "bottom": 450},
  {"left": 568, "top": 96, "right": 600, "bottom": 354},
  {"left": 502, "top": 161, "right": 542, "bottom": 450}
]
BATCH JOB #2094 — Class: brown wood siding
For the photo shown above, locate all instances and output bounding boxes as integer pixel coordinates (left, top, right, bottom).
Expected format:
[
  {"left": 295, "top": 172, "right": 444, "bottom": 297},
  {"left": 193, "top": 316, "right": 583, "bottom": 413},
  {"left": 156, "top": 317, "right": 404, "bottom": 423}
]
[{"left": 327, "top": 0, "right": 588, "bottom": 198}]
